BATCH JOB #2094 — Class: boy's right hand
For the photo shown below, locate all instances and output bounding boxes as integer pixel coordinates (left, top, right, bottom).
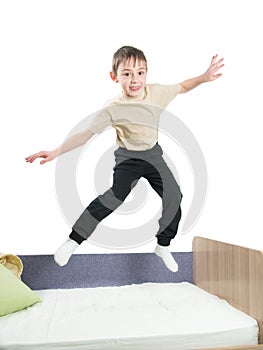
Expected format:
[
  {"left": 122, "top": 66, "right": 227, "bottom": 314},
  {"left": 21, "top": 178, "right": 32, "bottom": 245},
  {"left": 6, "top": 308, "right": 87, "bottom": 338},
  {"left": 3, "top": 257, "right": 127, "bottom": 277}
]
[{"left": 25, "top": 149, "right": 58, "bottom": 165}]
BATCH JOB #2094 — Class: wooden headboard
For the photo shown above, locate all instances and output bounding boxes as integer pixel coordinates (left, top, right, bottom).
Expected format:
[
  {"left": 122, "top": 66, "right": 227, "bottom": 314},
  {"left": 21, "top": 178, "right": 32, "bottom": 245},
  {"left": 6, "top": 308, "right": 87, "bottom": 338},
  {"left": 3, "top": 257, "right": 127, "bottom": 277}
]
[{"left": 193, "top": 236, "right": 263, "bottom": 345}]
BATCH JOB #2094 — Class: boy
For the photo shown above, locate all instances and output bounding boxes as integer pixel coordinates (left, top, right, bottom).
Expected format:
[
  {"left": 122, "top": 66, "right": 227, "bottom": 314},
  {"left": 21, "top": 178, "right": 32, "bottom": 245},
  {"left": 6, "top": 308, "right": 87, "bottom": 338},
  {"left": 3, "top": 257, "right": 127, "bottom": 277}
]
[{"left": 26, "top": 46, "right": 223, "bottom": 272}]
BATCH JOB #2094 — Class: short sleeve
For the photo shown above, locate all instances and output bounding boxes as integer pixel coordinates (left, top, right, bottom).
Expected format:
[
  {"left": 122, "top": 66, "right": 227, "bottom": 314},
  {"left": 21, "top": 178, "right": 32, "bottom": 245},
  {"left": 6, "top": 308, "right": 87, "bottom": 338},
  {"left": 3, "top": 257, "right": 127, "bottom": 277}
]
[
  {"left": 86, "top": 108, "right": 112, "bottom": 134},
  {"left": 148, "top": 84, "right": 181, "bottom": 108}
]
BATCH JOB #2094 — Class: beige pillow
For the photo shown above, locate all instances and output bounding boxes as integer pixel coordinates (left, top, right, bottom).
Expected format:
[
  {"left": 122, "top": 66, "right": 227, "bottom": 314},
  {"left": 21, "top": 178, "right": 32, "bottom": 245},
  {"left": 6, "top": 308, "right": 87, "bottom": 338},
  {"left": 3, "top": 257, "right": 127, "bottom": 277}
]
[{"left": 0, "top": 252, "right": 23, "bottom": 279}]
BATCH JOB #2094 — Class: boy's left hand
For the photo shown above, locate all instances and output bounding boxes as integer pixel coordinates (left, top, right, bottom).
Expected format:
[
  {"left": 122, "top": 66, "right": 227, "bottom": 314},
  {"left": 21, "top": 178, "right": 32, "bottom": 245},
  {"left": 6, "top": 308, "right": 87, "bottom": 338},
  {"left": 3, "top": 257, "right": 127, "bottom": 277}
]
[{"left": 203, "top": 54, "right": 224, "bottom": 82}]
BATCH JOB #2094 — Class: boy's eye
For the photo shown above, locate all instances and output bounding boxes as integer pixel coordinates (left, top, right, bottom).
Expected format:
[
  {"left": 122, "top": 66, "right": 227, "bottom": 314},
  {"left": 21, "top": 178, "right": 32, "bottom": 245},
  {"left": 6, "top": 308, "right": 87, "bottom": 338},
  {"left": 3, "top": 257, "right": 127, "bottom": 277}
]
[{"left": 138, "top": 71, "right": 145, "bottom": 75}]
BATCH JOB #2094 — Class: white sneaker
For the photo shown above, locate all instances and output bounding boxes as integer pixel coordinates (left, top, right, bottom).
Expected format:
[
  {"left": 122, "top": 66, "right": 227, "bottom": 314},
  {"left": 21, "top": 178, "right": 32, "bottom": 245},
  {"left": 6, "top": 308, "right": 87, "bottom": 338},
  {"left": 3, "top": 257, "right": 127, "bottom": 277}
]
[
  {"left": 54, "top": 239, "right": 78, "bottom": 266},
  {"left": 155, "top": 244, "right": 178, "bottom": 272}
]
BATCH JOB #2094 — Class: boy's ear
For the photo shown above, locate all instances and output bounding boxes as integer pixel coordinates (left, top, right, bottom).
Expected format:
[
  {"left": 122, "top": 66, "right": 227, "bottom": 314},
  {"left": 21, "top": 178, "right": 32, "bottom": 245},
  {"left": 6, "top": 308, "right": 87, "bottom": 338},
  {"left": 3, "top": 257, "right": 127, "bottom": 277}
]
[{"left": 110, "top": 71, "right": 118, "bottom": 83}]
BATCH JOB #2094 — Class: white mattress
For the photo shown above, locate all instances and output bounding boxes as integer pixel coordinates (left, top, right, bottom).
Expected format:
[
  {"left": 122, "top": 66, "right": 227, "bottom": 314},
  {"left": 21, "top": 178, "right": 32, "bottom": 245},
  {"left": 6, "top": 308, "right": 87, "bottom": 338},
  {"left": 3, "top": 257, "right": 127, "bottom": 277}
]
[{"left": 0, "top": 282, "right": 258, "bottom": 350}]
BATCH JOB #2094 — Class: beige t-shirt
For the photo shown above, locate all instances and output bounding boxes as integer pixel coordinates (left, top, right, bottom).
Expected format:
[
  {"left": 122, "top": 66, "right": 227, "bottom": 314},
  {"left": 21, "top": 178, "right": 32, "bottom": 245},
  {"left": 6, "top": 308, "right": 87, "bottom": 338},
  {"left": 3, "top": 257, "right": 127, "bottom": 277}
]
[{"left": 87, "top": 83, "right": 181, "bottom": 150}]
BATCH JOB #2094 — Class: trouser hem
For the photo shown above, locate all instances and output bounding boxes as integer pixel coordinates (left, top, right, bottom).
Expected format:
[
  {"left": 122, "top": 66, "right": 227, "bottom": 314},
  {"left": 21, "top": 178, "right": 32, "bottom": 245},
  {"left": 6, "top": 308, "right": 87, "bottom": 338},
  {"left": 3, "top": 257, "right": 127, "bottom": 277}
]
[
  {"left": 69, "top": 230, "right": 85, "bottom": 245},
  {"left": 156, "top": 238, "right": 171, "bottom": 247}
]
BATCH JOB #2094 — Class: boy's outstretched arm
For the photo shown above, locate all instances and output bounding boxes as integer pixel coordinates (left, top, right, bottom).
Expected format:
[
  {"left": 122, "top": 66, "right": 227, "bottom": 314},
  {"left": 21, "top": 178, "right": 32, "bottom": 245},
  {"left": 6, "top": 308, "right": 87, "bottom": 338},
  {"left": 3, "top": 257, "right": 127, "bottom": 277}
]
[
  {"left": 179, "top": 54, "right": 224, "bottom": 94},
  {"left": 25, "top": 129, "right": 94, "bottom": 165}
]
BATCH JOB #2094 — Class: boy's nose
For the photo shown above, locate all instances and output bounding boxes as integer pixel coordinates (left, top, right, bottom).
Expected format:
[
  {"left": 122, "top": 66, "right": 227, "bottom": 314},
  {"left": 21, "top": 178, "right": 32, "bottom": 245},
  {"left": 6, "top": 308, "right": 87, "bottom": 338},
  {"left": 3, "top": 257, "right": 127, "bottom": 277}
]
[{"left": 131, "top": 75, "right": 138, "bottom": 83}]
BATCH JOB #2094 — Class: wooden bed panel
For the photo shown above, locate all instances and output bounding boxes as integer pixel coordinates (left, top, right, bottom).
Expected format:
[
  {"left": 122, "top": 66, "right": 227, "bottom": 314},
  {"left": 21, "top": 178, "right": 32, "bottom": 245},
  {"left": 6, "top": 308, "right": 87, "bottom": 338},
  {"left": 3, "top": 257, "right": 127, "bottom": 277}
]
[{"left": 193, "top": 236, "right": 263, "bottom": 345}]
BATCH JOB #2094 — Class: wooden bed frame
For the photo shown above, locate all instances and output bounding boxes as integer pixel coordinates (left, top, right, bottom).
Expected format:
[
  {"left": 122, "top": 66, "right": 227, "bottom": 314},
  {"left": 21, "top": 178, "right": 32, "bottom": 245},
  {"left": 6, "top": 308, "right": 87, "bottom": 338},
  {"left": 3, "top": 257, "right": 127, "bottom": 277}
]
[{"left": 193, "top": 236, "right": 263, "bottom": 349}]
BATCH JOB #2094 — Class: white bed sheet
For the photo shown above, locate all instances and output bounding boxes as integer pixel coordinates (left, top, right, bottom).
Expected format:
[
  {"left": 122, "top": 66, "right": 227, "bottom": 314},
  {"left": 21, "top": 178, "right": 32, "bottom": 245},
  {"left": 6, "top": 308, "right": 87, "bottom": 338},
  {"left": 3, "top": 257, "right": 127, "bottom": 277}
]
[{"left": 0, "top": 282, "right": 258, "bottom": 350}]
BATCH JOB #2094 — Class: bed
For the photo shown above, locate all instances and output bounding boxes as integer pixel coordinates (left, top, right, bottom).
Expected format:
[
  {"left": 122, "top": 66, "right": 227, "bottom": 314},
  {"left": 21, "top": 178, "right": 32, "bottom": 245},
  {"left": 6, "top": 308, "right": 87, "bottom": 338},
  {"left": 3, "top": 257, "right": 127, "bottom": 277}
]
[{"left": 0, "top": 236, "right": 262, "bottom": 350}]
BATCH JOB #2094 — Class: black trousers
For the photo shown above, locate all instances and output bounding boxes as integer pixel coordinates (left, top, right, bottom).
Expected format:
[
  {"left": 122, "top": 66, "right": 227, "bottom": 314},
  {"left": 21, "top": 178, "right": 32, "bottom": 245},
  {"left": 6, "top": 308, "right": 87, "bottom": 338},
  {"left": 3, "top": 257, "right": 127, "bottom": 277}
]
[{"left": 70, "top": 144, "right": 182, "bottom": 246}]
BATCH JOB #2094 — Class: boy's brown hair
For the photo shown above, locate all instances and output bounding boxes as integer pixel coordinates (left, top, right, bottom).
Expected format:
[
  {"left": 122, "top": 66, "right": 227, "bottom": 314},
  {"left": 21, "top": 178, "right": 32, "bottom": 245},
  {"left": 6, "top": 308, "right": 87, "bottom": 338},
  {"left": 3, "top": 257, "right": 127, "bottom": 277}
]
[{"left": 112, "top": 46, "right": 147, "bottom": 75}]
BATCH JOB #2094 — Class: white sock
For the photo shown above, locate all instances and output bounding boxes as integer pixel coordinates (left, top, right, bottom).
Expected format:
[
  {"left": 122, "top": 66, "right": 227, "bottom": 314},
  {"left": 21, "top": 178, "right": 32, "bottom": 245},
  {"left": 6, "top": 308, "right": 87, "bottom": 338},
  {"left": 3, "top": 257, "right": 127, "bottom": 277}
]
[
  {"left": 54, "top": 239, "right": 79, "bottom": 267},
  {"left": 154, "top": 244, "right": 178, "bottom": 272}
]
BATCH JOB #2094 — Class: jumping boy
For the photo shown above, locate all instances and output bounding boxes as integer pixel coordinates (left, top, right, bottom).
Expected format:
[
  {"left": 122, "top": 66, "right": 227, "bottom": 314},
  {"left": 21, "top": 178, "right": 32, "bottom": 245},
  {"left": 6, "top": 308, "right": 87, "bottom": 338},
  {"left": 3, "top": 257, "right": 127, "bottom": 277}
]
[{"left": 26, "top": 46, "right": 224, "bottom": 272}]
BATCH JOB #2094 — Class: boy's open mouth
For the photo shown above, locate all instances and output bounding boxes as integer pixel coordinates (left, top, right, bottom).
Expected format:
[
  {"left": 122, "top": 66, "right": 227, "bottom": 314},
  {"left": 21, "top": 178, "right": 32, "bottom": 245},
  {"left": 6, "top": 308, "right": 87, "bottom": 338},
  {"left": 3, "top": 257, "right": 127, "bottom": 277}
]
[{"left": 130, "top": 86, "right": 141, "bottom": 92}]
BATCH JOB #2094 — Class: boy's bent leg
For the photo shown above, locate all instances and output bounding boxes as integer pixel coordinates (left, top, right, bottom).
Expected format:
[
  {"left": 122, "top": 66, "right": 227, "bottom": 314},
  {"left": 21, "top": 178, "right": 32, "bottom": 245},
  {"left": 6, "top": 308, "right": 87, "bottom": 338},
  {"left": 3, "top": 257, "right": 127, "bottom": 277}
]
[
  {"left": 54, "top": 192, "right": 114, "bottom": 266},
  {"left": 72, "top": 189, "right": 123, "bottom": 241},
  {"left": 144, "top": 160, "right": 182, "bottom": 272},
  {"left": 54, "top": 193, "right": 133, "bottom": 266},
  {"left": 72, "top": 161, "right": 141, "bottom": 241},
  {"left": 54, "top": 159, "right": 141, "bottom": 267},
  {"left": 148, "top": 160, "right": 182, "bottom": 244}
]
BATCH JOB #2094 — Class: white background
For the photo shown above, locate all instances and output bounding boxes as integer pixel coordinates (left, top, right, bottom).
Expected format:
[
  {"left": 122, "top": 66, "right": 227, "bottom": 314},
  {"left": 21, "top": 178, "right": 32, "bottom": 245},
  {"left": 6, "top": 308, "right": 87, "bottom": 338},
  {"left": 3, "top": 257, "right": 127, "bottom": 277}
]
[{"left": 0, "top": 0, "right": 262, "bottom": 255}]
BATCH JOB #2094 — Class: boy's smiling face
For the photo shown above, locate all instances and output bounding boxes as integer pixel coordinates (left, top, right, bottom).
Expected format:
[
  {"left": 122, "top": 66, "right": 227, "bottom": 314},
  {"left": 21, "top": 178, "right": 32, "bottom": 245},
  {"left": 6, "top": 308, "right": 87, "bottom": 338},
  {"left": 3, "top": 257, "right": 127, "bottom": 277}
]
[{"left": 110, "top": 57, "right": 147, "bottom": 98}]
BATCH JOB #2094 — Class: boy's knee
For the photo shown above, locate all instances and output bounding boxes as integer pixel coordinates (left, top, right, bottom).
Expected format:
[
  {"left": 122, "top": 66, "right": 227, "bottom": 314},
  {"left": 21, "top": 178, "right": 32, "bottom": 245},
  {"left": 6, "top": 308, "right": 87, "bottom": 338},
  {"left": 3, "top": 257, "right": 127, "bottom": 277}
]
[
  {"left": 96, "top": 189, "right": 124, "bottom": 210},
  {"left": 111, "top": 187, "right": 130, "bottom": 202}
]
